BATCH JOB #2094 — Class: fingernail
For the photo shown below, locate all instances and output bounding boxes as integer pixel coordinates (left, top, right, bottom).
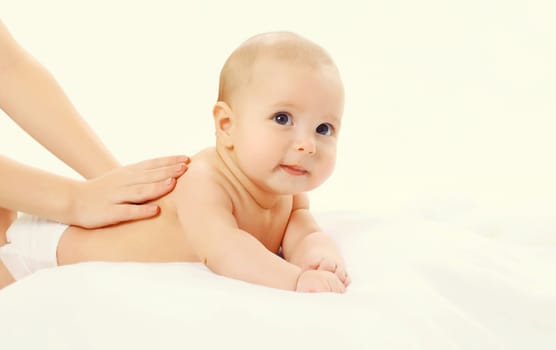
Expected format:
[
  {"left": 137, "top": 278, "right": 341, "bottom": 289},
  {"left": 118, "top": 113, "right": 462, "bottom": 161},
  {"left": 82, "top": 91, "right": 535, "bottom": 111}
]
[
  {"left": 165, "top": 178, "right": 173, "bottom": 186},
  {"left": 148, "top": 206, "right": 159, "bottom": 213}
]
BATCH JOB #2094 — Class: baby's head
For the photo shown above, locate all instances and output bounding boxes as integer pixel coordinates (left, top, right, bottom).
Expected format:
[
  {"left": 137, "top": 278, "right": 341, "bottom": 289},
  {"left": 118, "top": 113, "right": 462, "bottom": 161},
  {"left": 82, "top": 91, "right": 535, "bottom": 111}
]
[{"left": 214, "top": 32, "right": 344, "bottom": 195}]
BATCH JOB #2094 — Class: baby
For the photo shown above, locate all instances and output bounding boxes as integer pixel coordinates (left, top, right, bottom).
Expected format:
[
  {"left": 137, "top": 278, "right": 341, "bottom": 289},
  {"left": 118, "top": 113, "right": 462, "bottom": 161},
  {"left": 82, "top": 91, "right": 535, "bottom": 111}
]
[{"left": 0, "top": 32, "right": 350, "bottom": 292}]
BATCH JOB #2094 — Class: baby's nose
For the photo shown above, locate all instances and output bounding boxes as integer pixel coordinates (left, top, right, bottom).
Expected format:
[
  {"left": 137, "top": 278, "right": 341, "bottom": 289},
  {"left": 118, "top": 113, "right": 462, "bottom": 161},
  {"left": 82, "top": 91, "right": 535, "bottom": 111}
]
[{"left": 295, "top": 136, "right": 316, "bottom": 155}]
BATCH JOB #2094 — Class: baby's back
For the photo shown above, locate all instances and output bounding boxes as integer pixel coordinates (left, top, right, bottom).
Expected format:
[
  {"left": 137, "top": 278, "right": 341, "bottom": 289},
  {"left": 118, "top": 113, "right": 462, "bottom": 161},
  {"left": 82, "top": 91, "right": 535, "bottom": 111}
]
[{"left": 57, "top": 192, "right": 197, "bottom": 265}]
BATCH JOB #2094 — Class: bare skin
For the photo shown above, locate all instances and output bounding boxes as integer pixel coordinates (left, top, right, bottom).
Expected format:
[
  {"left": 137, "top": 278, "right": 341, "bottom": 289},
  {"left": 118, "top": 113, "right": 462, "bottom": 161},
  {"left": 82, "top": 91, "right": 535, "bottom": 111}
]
[
  {"left": 55, "top": 148, "right": 288, "bottom": 265},
  {"left": 1, "top": 143, "right": 345, "bottom": 291},
  {"left": 1, "top": 149, "right": 326, "bottom": 291},
  {"left": 1, "top": 32, "right": 350, "bottom": 292},
  {"left": 1, "top": 19, "right": 192, "bottom": 288}
]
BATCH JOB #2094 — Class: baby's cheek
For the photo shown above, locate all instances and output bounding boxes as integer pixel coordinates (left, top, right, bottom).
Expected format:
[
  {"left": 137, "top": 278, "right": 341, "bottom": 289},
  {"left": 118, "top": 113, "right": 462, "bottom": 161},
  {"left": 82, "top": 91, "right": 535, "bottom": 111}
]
[
  {"left": 237, "top": 145, "right": 271, "bottom": 175},
  {"left": 315, "top": 152, "right": 336, "bottom": 184},
  {"left": 248, "top": 134, "right": 281, "bottom": 162}
]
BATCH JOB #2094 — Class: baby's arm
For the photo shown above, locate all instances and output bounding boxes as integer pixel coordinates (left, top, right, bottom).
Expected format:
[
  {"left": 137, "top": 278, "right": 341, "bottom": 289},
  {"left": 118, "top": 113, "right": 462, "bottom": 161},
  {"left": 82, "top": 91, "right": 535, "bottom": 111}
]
[
  {"left": 173, "top": 167, "right": 343, "bottom": 292},
  {"left": 173, "top": 169, "right": 300, "bottom": 290},
  {"left": 281, "top": 193, "right": 350, "bottom": 286}
]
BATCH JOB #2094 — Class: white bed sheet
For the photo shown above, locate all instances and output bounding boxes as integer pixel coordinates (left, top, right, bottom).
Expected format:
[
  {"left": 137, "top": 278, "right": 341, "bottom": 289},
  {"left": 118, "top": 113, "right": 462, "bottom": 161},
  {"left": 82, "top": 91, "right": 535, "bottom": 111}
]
[{"left": 0, "top": 204, "right": 554, "bottom": 350}]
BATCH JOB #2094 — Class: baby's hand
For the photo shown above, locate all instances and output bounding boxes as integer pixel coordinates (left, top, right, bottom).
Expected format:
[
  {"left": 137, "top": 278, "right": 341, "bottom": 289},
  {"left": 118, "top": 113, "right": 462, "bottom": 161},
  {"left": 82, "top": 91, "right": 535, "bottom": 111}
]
[
  {"left": 295, "top": 270, "right": 346, "bottom": 293},
  {"left": 304, "top": 257, "right": 351, "bottom": 288}
]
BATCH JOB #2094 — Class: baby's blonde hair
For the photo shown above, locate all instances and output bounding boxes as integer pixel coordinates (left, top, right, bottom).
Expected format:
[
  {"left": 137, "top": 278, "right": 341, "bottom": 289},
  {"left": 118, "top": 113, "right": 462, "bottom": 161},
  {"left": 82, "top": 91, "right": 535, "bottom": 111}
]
[{"left": 217, "top": 32, "right": 336, "bottom": 106}]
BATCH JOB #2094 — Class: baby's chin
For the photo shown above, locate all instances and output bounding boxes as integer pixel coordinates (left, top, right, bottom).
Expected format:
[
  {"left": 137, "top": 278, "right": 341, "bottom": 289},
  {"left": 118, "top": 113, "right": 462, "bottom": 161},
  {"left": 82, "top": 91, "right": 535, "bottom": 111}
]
[{"left": 259, "top": 179, "right": 326, "bottom": 196}]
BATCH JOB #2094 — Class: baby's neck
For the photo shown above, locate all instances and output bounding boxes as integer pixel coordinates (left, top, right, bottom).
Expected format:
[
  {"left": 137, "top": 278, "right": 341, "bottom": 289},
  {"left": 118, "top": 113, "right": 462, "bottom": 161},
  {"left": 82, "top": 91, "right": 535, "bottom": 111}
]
[{"left": 214, "top": 144, "right": 287, "bottom": 210}]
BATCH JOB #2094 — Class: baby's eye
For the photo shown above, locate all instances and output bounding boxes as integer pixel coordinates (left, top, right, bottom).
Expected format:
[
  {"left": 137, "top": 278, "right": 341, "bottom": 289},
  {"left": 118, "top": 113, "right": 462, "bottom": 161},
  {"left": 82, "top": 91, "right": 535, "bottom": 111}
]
[
  {"left": 273, "top": 113, "right": 292, "bottom": 126},
  {"left": 316, "top": 123, "right": 334, "bottom": 136}
]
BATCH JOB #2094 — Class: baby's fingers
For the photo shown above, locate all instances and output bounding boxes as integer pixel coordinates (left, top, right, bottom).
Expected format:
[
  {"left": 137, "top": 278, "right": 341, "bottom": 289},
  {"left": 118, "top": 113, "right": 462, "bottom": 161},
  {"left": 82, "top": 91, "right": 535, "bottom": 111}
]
[
  {"left": 316, "top": 261, "right": 350, "bottom": 288},
  {"left": 327, "top": 274, "right": 347, "bottom": 293},
  {"left": 344, "top": 273, "right": 352, "bottom": 287},
  {"left": 316, "top": 259, "right": 337, "bottom": 273},
  {"left": 335, "top": 265, "right": 351, "bottom": 287}
]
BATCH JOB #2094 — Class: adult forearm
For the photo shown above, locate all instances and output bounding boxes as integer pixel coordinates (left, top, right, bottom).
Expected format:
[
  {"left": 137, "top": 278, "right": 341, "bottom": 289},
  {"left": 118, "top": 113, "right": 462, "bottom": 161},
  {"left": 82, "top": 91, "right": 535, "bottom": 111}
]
[
  {"left": 0, "top": 23, "right": 118, "bottom": 178},
  {"left": 0, "top": 155, "right": 79, "bottom": 222}
]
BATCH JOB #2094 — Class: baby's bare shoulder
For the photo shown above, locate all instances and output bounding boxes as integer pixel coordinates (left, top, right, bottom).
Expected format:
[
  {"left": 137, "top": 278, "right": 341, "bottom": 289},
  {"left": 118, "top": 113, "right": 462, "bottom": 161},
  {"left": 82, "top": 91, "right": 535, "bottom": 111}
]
[{"left": 169, "top": 148, "right": 231, "bottom": 201}]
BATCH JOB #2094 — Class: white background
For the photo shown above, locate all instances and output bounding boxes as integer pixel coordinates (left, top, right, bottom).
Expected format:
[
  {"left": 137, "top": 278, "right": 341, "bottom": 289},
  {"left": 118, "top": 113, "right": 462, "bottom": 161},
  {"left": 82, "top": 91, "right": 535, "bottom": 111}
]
[{"left": 1, "top": 0, "right": 555, "bottom": 214}]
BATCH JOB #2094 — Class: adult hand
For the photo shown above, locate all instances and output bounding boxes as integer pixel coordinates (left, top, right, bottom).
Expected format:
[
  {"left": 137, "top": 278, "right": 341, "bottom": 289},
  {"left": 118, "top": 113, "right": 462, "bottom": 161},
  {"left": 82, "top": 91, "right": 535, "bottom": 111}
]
[{"left": 71, "top": 155, "right": 189, "bottom": 228}]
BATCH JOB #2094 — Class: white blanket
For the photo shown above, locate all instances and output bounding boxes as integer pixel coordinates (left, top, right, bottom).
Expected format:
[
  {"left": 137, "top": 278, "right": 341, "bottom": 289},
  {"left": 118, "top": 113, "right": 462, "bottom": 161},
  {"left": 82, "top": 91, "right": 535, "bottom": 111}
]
[{"left": 0, "top": 205, "right": 554, "bottom": 350}]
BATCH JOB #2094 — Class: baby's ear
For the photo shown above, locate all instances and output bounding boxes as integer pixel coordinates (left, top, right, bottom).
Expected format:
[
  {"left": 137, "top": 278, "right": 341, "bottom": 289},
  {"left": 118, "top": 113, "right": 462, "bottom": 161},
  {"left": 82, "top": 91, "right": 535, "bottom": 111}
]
[{"left": 213, "top": 101, "right": 234, "bottom": 149}]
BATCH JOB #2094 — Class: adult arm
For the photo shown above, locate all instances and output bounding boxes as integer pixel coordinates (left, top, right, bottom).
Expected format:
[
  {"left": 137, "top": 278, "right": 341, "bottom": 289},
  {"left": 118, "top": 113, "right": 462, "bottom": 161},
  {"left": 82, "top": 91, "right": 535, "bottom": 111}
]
[
  {"left": 0, "top": 21, "right": 189, "bottom": 227},
  {"left": 0, "top": 155, "right": 188, "bottom": 228},
  {"left": 0, "top": 20, "right": 118, "bottom": 178}
]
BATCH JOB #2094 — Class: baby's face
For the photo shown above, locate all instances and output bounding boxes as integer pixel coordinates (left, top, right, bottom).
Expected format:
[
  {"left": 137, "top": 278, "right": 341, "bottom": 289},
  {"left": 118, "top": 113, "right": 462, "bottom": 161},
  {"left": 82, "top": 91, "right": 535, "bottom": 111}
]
[{"left": 230, "top": 57, "right": 344, "bottom": 195}]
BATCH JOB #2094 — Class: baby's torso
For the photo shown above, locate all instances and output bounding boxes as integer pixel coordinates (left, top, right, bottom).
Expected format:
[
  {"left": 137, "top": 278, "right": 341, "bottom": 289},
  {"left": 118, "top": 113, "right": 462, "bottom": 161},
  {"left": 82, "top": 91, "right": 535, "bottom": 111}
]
[
  {"left": 58, "top": 197, "right": 191, "bottom": 264},
  {"left": 58, "top": 148, "right": 293, "bottom": 265}
]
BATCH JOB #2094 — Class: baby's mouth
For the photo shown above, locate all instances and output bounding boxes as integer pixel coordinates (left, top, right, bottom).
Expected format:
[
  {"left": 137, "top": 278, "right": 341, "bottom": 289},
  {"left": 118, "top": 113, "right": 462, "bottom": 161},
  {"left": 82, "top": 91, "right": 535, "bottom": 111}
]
[{"left": 280, "top": 164, "right": 308, "bottom": 176}]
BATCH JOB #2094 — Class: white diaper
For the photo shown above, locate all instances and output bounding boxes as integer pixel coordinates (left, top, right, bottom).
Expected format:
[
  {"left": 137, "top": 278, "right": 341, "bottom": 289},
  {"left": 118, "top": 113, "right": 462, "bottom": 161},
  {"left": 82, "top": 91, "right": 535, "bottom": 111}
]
[{"left": 0, "top": 215, "right": 68, "bottom": 280}]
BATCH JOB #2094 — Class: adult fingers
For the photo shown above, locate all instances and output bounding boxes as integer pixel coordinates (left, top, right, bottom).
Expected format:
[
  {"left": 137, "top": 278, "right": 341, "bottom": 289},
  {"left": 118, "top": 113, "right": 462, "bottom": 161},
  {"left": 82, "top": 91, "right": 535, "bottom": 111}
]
[
  {"left": 80, "top": 203, "right": 160, "bottom": 228},
  {"left": 110, "top": 204, "right": 160, "bottom": 224},
  {"left": 128, "top": 162, "right": 188, "bottom": 185},
  {"left": 130, "top": 155, "right": 190, "bottom": 170},
  {"left": 116, "top": 177, "right": 177, "bottom": 203},
  {"left": 127, "top": 155, "right": 190, "bottom": 183}
]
